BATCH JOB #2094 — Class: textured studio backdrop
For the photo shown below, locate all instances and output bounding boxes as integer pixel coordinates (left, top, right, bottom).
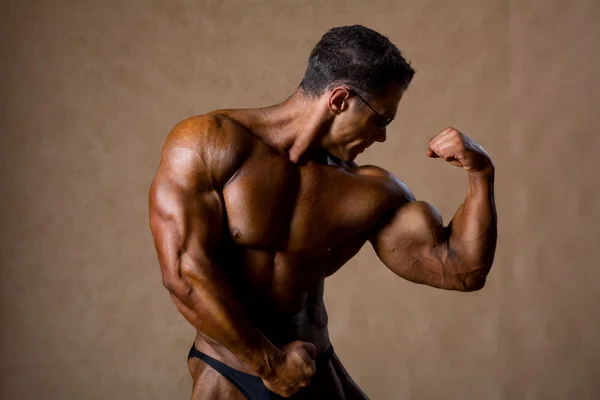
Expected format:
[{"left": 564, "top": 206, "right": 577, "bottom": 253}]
[{"left": 1, "top": 1, "right": 599, "bottom": 399}]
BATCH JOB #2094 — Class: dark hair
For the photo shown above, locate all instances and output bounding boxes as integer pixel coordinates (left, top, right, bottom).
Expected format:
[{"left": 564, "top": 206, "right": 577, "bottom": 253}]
[{"left": 299, "top": 25, "right": 415, "bottom": 99}]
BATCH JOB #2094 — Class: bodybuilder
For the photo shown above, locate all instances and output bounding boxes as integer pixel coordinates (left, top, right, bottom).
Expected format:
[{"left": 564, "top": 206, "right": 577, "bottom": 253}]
[{"left": 149, "top": 25, "right": 497, "bottom": 399}]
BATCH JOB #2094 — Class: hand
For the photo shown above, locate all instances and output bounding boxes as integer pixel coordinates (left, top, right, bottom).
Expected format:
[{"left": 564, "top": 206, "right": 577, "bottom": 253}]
[
  {"left": 261, "top": 341, "right": 317, "bottom": 398},
  {"left": 426, "top": 127, "right": 493, "bottom": 173}
]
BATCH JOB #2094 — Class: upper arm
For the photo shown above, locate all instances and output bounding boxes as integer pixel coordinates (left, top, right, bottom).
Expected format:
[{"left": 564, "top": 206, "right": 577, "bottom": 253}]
[
  {"left": 370, "top": 196, "right": 482, "bottom": 291},
  {"left": 369, "top": 200, "right": 451, "bottom": 284},
  {"left": 356, "top": 166, "right": 453, "bottom": 288},
  {"left": 148, "top": 116, "right": 240, "bottom": 296}
]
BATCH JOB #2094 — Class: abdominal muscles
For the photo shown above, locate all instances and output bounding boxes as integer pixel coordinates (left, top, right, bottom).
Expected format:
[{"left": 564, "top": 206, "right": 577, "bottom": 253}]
[
  {"left": 215, "top": 246, "right": 329, "bottom": 346},
  {"left": 231, "top": 249, "right": 324, "bottom": 315}
]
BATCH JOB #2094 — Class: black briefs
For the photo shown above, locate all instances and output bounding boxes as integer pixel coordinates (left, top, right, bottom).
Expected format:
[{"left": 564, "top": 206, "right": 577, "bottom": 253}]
[{"left": 188, "top": 343, "right": 335, "bottom": 400}]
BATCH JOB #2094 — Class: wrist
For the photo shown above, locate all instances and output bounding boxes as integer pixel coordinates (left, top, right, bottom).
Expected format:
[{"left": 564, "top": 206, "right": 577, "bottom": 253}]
[
  {"left": 468, "top": 163, "right": 495, "bottom": 179},
  {"left": 253, "top": 341, "right": 282, "bottom": 380}
]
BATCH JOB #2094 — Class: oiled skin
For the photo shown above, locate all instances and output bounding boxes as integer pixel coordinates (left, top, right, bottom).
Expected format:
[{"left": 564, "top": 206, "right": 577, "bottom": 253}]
[{"left": 149, "top": 108, "right": 496, "bottom": 399}]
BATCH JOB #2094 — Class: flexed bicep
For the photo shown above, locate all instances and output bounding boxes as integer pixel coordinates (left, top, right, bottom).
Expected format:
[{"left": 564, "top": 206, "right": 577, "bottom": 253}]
[{"left": 369, "top": 200, "right": 458, "bottom": 289}]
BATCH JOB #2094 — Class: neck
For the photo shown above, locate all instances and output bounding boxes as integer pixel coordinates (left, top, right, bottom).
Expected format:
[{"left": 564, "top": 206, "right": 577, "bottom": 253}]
[{"left": 238, "top": 90, "right": 332, "bottom": 163}]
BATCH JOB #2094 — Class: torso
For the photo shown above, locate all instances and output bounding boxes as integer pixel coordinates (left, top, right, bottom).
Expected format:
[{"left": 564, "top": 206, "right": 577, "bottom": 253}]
[{"left": 185, "top": 111, "right": 409, "bottom": 375}]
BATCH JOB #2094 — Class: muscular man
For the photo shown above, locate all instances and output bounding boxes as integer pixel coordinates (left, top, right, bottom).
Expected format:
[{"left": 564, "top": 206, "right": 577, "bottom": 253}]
[{"left": 149, "top": 25, "right": 497, "bottom": 399}]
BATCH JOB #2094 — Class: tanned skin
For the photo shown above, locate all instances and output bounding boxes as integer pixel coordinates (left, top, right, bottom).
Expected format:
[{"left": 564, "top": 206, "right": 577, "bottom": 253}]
[{"left": 148, "top": 84, "right": 497, "bottom": 399}]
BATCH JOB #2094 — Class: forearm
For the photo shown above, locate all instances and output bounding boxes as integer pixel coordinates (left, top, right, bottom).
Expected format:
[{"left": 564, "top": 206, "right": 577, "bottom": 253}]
[
  {"left": 168, "top": 263, "right": 280, "bottom": 378},
  {"left": 447, "top": 164, "right": 497, "bottom": 277}
]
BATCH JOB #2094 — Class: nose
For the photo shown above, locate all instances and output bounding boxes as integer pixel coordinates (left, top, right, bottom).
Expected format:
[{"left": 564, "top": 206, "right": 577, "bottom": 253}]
[{"left": 374, "top": 128, "right": 386, "bottom": 143}]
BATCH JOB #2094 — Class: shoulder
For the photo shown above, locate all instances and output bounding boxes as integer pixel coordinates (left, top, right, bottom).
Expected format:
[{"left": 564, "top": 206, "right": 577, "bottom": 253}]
[
  {"left": 165, "top": 113, "right": 251, "bottom": 158},
  {"left": 159, "top": 113, "right": 253, "bottom": 188},
  {"left": 353, "top": 164, "right": 416, "bottom": 203}
]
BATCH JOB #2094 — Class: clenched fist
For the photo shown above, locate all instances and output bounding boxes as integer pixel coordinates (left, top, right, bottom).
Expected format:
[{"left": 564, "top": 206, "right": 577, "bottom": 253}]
[
  {"left": 426, "top": 127, "right": 493, "bottom": 173},
  {"left": 261, "top": 340, "right": 317, "bottom": 398}
]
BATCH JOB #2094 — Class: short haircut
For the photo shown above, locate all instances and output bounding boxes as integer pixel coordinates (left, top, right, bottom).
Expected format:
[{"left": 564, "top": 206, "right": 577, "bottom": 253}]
[{"left": 299, "top": 25, "right": 415, "bottom": 99}]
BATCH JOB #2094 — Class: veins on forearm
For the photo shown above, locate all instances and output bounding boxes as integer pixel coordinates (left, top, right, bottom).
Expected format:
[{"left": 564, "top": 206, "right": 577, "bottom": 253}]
[{"left": 448, "top": 172, "right": 497, "bottom": 267}]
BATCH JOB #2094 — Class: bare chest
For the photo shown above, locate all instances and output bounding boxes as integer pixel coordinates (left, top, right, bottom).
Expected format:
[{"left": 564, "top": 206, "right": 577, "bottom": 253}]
[
  {"left": 221, "top": 151, "right": 398, "bottom": 258},
  {"left": 217, "top": 145, "right": 404, "bottom": 314}
]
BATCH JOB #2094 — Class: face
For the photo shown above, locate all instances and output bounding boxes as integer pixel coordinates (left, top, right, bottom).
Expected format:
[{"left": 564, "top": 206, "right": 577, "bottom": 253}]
[{"left": 324, "top": 84, "right": 404, "bottom": 162}]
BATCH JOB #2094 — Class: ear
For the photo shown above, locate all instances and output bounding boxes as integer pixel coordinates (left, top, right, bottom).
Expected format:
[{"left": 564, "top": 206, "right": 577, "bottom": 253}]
[{"left": 328, "top": 87, "right": 351, "bottom": 115}]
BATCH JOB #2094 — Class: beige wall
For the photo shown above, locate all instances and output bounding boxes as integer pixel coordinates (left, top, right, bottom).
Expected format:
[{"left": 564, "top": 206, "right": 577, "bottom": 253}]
[{"left": 1, "top": 1, "right": 599, "bottom": 399}]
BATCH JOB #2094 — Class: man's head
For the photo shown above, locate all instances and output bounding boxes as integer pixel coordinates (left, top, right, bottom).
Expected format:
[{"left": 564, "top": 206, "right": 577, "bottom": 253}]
[{"left": 299, "top": 25, "right": 415, "bottom": 161}]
